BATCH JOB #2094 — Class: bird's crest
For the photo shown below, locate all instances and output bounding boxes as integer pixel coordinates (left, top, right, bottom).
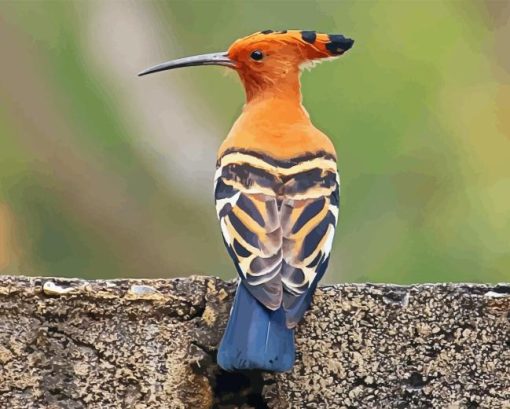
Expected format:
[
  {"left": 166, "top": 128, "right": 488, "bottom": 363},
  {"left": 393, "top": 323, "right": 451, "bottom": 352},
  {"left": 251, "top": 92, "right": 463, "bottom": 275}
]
[
  {"left": 228, "top": 29, "right": 354, "bottom": 63},
  {"left": 225, "top": 30, "right": 353, "bottom": 99}
]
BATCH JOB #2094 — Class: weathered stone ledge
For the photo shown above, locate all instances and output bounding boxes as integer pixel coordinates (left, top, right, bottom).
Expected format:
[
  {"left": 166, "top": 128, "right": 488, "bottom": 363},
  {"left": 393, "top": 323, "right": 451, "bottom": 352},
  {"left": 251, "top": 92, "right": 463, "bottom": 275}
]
[{"left": 0, "top": 276, "right": 508, "bottom": 408}]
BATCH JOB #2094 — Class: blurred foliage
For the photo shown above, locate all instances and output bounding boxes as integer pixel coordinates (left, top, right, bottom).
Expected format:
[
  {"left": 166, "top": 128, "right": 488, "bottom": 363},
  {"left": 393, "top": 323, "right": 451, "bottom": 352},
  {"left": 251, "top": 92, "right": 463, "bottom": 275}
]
[{"left": 0, "top": 1, "right": 508, "bottom": 283}]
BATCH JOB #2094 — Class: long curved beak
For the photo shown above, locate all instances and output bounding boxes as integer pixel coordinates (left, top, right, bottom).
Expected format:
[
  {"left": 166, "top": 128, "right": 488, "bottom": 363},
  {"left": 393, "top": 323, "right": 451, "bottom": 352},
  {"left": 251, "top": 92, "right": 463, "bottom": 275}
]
[{"left": 138, "top": 52, "right": 234, "bottom": 77}]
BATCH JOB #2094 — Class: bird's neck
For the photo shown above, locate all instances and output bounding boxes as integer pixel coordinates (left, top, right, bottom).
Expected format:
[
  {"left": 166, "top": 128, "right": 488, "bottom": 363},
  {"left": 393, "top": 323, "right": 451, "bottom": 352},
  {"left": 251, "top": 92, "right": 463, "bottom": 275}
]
[
  {"left": 239, "top": 83, "right": 310, "bottom": 131},
  {"left": 239, "top": 73, "right": 308, "bottom": 126},
  {"left": 241, "top": 69, "right": 303, "bottom": 106},
  {"left": 218, "top": 72, "right": 334, "bottom": 161},
  {"left": 218, "top": 69, "right": 336, "bottom": 161}
]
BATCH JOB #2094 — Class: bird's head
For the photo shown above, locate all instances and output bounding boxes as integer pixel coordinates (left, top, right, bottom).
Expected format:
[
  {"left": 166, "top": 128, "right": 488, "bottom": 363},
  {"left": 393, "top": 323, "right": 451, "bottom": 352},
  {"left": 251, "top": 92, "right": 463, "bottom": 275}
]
[{"left": 139, "top": 30, "right": 354, "bottom": 101}]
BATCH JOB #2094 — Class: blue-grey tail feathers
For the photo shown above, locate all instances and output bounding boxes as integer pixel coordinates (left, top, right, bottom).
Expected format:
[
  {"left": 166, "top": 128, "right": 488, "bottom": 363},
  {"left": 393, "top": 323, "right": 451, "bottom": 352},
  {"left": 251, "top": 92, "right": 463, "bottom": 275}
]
[{"left": 217, "top": 282, "right": 295, "bottom": 372}]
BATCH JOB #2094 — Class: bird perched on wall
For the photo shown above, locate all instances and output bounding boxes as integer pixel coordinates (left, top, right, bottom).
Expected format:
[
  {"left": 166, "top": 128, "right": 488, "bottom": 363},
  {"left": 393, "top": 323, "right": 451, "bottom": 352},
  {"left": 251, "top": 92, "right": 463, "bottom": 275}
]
[{"left": 139, "top": 30, "right": 353, "bottom": 372}]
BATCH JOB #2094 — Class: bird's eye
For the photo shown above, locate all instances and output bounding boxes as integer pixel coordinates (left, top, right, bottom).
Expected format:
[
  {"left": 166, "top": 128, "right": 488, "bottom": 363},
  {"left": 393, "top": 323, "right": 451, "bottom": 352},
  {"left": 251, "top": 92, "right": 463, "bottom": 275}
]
[{"left": 250, "top": 50, "right": 264, "bottom": 61}]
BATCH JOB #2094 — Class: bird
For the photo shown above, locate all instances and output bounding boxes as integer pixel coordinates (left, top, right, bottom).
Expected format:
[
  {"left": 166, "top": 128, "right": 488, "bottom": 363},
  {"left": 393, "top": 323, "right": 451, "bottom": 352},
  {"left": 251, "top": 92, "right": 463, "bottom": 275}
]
[{"left": 139, "top": 30, "right": 354, "bottom": 372}]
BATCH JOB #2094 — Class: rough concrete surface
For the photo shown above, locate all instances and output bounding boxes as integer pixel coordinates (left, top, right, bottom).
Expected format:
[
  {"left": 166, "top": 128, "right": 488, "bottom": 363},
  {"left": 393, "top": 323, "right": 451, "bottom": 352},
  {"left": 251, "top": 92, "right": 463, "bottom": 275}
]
[{"left": 0, "top": 276, "right": 508, "bottom": 409}]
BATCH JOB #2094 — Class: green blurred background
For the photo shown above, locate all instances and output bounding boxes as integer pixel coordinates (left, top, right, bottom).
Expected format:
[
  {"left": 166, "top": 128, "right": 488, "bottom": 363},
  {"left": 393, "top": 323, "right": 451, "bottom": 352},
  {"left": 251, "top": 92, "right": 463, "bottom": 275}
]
[{"left": 0, "top": 1, "right": 508, "bottom": 284}]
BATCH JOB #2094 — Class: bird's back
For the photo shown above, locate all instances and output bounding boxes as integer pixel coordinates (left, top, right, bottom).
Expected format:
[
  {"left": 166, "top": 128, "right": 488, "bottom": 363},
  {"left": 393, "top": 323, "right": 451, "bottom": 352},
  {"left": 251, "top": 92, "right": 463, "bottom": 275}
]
[{"left": 215, "top": 101, "right": 339, "bottom": 327}]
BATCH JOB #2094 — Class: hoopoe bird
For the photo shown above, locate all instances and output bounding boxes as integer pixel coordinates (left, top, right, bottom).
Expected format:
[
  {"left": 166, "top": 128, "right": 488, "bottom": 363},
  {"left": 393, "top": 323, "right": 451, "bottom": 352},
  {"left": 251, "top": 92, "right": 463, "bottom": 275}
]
[{"left": 139, "top": 30, "right": 354, "bottom": 372}]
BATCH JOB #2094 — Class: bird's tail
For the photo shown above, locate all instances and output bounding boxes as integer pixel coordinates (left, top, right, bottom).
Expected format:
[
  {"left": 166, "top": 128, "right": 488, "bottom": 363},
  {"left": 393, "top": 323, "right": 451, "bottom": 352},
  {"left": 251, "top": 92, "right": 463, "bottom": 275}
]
[{"left": 217, "top": 282, "right": 295, "bottom": 372}]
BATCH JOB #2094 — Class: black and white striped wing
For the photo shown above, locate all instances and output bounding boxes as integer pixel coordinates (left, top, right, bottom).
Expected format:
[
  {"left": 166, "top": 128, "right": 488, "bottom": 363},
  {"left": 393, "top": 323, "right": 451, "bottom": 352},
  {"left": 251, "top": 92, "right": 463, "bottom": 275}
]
[
  {"left": 280, "top": 175, "right": 339, "bottom": 327},
  {"left": 215, "top": 151, "right": 339, "bottom": 325},
  {"left": 214, "top": 171, "right": 284, "bottom": 310}
]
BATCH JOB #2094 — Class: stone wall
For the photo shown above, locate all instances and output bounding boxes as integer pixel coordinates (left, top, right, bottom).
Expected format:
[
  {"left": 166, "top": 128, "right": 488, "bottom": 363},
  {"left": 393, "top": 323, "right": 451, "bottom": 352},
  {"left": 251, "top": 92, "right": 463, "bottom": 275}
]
[{"left": 0, "top": 276, "right": 508, "bottom": 408}]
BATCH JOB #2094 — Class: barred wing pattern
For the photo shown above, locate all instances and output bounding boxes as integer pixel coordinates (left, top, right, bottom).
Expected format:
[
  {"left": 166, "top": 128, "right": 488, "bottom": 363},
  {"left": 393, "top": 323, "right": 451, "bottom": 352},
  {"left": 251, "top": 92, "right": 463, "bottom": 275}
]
[{"left": 214, "top": 150, "right": 339, "bottom": 327}]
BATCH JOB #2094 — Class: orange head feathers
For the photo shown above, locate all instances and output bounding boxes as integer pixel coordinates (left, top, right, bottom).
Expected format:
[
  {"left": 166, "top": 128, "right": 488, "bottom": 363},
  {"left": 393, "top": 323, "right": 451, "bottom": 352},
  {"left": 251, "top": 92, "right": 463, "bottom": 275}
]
[
  {"left": 227, "top": 30, "right": 353, "bottom": 100},
  {"left": 139, "top": 30, "right": 353, "bottom": 101}
]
